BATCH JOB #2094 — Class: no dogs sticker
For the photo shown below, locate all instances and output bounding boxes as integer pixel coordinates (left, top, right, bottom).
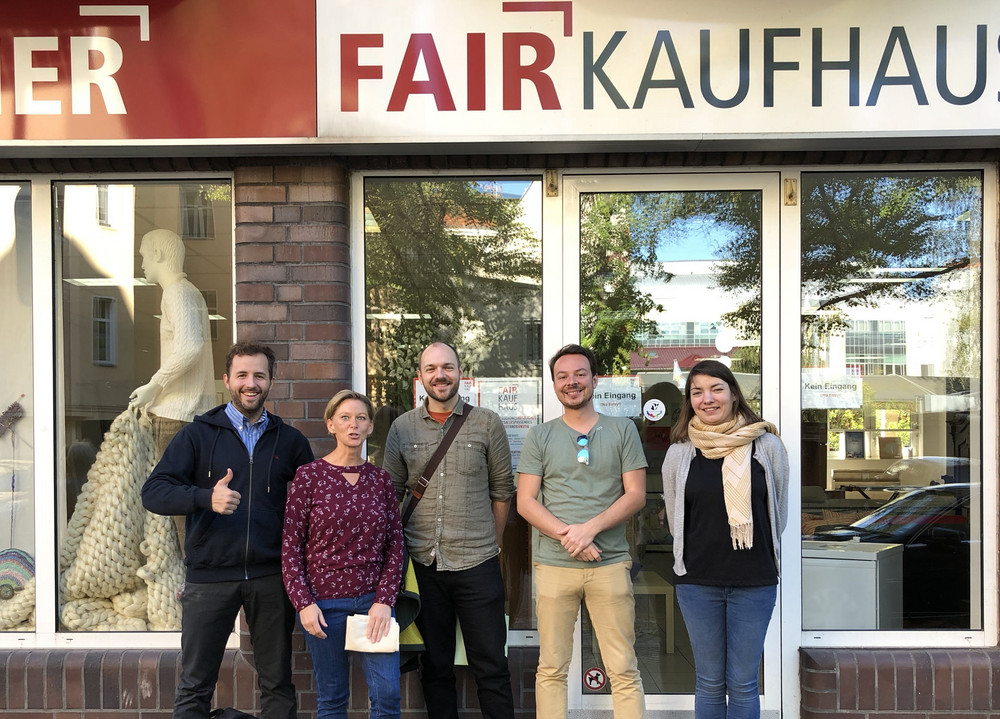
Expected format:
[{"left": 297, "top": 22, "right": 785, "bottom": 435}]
[{"left": 584, "top": 666, "right": 607, "bottom": 691}]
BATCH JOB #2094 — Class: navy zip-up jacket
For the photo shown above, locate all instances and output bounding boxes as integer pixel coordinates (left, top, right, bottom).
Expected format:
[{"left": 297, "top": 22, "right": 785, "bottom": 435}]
[{"left": 142, "top": 404, "right": 314, "bottom": 583}]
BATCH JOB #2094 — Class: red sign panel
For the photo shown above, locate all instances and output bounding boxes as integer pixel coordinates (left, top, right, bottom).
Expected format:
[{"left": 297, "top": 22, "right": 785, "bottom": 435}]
[{"left": 0, "top": 2, "right": 316, "bottom": 141}]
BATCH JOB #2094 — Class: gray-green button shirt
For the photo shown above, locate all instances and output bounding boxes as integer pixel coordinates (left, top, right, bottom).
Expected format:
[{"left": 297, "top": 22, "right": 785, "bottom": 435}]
[{"left": 382, "top": 399, "right": 514, "bottom": 571}]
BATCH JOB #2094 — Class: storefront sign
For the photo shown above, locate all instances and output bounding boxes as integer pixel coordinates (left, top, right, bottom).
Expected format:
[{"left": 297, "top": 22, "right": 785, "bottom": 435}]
[
  {"left": 318, "top": 0, "right": 1000, "bottom": 142},
  {"left": 3, "top": 1, "right": 996, "bottom": 144},
  {"left": 0, "top": 2, "right": 316, "bottom": 140},
  {"left": 802, "top": 370, "right": 863, "bottom": 409}
]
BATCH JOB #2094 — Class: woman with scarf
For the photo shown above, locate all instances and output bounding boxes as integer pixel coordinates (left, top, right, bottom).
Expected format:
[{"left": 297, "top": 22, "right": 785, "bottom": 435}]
[{"left": 661, "top": 360, "right": 788, "bottom": 719}]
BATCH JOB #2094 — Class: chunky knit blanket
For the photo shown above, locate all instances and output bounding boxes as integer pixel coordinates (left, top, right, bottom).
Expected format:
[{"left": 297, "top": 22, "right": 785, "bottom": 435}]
[{"left": 51, "top": 406, "right": 184, "bottom": 631}]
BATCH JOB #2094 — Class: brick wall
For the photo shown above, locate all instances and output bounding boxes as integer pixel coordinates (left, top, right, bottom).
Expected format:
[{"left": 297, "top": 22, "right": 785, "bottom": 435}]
[
  {"left": 233, "top": 158, "right": 354, "bottom": 452},
  {"left": 800, "top": 648, "right": 1000, "bottom": 719},
  {"left": 0, "top": 642, "right": 539, "bottom": 717}
]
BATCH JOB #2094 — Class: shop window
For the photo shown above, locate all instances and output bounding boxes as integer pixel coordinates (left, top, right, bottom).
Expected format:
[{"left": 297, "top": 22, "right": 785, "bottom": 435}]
[
  {"left": 800, "top": 171, "right": 984, "bottom": 633},
  {"left": 576, "top": 186, "right": 764, "bottom": 695},
  {"left": 57, "top": 180, "right": 233, "bottom": 632},
  {"left": 523, "top": 318, "right": 542, "bottom": 363},
  {"left": 0, "top": 182, "right": 35, "bottom": 632},
  {"left": 200, "top": 288, "right": 221, "bottom": 342},
  {"left": 363, "top": 176, "right": 542, "bottom": 632}
]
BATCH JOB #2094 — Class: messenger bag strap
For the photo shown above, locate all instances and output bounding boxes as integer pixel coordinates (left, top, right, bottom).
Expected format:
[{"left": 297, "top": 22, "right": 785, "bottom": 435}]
[{"left": 400, "top": 408, "right": 470, "bottom": 527}]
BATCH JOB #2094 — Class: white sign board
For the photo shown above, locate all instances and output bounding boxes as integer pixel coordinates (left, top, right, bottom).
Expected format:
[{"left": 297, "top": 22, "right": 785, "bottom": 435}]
[
  {"left": 477, "top": 377, "right": 542, "bottom": 468},
  {"left": 802, "top": 370, "right": 863, "bottom": 409},
  {"left": 318, "top": 0, "right": 1000, "bottom": 143},
  {"left": 593, "top": 376, "right": 642, "bottom": 417}
]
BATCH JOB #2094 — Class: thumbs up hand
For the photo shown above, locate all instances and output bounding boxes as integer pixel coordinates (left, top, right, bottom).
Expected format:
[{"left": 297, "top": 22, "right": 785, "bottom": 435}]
[{"left": 211, "top": 469, "right": 241, "bottom": 515}]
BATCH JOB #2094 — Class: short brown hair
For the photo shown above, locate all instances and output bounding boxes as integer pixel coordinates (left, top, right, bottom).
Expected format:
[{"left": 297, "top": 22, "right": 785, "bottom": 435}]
[
  {"left": 548, "top": 344, "right": 598, "bottom": 379},
  {"left": 225, "top": 342, "right": 276, "bottom": 379},
  {"left": 323, "top": 390, "right": 375, "bottom": 423}
]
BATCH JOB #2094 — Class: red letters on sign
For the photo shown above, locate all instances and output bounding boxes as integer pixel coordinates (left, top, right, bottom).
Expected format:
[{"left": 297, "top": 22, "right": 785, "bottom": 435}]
[
  {"left": 503, "top": 32, "right": 561, "bottom": 110},
  {"left": 467, "top": 33, "right": 486, "bottom": 112},
  {"left": 342, "top": 30, "right": 563, "bottom": 113},
  {"left": 341, "top": 34, "right": 384, "bottom": 112},
  {"left": 387, "top": 34, "right": 457, "bottom": 112}
]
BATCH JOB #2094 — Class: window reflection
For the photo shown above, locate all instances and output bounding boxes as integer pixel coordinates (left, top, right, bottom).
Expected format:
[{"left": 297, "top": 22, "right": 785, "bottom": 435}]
[
  {"left": 800, "top": 171, "right": 982, "bottom": 631},
  {"left": 0, "top": 183, "right": 35, "bottom": 631},
  {"left": 57, "top": 181, "right": 233, "bottom": 631},
  {"left": 363, "top": 177, "right": 543, "bottom": 630},
  {"left": 578, "top": 189, "right": 763, "bottom": 694}
]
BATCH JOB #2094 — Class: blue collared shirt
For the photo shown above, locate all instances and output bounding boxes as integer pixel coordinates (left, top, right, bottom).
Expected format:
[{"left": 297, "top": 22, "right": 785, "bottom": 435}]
[{"left": 225, "top": 402, "right": 269, "bottom": 454}]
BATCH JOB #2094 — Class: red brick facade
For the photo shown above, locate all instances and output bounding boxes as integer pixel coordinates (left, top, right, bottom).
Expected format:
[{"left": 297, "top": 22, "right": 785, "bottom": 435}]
[
  {"left": 800, "top": 648, "right": 1000, "bottom": 719},
  {"left": 0, "top": 641, "right": 540, "bottom": 717},
  {"left": 232, "top": 159, "right": 354, "bottom": 453}
]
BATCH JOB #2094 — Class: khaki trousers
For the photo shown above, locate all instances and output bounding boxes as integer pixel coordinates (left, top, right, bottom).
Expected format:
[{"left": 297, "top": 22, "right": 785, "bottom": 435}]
[
  {"left": 534, "top": 561, "right": 645, "bottom": 719},
  {"left": 149, "top": 413, "right": 189, "bottom": 551}
]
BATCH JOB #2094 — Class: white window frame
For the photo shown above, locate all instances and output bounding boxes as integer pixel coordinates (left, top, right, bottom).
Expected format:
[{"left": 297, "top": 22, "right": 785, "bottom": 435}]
[
  {"left": 786, "top": 163, "right": 999, "bottom": 651},
  {"left": 558, "top": 170, "right": 783, "bottom": 716}
]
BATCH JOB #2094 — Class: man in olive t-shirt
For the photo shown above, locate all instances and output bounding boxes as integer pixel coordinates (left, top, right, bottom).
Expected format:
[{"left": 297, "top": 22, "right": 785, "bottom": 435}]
[{"left": 517, "top": 344, "right": 647, "bottom": 719}]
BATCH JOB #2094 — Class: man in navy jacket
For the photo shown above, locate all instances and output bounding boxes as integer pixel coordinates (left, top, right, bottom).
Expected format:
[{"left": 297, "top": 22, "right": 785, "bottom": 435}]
[{"left": 143, "top": 341, "right": 313, "bottom": 719}]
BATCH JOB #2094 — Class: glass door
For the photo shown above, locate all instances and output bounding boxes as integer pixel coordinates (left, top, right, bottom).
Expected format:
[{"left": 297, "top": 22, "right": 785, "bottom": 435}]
[{"left": 555, "top": 173, "right": 782, "bottom": 713}]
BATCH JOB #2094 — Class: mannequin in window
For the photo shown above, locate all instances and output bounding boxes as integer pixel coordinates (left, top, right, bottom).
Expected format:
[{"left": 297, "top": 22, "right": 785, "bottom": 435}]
[{"left": 129, "top": 228, "right": 216, "bottom": 551}]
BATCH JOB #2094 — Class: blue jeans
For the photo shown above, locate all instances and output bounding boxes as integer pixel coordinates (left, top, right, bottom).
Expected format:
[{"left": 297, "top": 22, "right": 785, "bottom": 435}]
[
  {"left": 302, "top": 593, "right": 401, "bottom": 719},
  {"left": 675, "top": 583, "right": 777, "bottom": 719}
]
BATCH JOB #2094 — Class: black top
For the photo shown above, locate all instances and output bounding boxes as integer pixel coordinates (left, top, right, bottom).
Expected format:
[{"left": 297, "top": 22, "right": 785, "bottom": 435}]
[{"left": 674, "top": 443, "right": 778, "bottom": 586}]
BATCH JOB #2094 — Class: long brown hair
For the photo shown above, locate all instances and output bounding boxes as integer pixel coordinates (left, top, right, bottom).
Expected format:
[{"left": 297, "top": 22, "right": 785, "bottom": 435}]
[{"left": 671, "top": 360, "right": 762, "bottom": 443}]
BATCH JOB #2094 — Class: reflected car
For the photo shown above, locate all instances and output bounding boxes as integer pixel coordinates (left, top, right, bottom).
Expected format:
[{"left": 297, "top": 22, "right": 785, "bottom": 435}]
[
  {"left": 877, "top": 456, "right": 975, "bottom": 486},
  {"left": 811, "top": 483, "right": 975, "bottom": 628}
]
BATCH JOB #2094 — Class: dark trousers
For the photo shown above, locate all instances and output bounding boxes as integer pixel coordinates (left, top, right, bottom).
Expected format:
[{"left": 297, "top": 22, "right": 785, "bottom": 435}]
[
  {"left": 174, "top": 574, "right": 297, "bottom": 719},
  {"left": 412, "top": 556, "right": 514, "bottom": 719}
]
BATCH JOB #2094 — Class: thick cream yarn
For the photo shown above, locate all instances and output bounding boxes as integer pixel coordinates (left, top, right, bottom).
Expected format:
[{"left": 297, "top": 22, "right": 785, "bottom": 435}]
[
  {"left": 0, "top": 577, "right": 34, "bottom": 630},
  {"left": 56, "top": 406, "right": 184, "bottom": 631}
]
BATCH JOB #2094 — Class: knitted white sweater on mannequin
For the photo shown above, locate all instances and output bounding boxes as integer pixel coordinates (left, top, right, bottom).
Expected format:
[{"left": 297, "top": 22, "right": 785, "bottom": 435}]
[{"left": 147, "top": 276, "right": 216, "bottom": 422}]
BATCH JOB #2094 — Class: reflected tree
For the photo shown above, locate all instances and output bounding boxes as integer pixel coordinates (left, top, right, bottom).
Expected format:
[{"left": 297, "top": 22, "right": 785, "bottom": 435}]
[
  {"left": 365, "top": 179, "right": 540, "bottom": 409},
  {"left": 708, "top": 173, "right": 980, "bottom": 363},
  {"left": 579, "top": 193, "right": 671, "bottom": 374}
]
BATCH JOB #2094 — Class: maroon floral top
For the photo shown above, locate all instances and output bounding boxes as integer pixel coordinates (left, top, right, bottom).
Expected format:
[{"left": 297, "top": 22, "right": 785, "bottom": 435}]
[{"left": 281, "top": 459, "right": 404, "bottom": 612}]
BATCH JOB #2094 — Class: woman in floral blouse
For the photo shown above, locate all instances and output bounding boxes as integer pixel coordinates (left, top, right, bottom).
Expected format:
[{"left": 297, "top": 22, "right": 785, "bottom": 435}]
[{"left": 282, "top": 390, "right": 405, "bottom": 719}]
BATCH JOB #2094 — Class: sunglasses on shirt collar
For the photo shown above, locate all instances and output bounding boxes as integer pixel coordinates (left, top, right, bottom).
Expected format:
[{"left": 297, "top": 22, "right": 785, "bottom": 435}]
[{"left": 576, "top": 434, "right": 589, "bottom": 465}]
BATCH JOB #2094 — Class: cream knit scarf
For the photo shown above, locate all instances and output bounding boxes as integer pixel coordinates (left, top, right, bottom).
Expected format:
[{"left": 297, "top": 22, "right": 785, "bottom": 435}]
[{"left": 688, "top": 416, "right": 778, "bottom": 550}]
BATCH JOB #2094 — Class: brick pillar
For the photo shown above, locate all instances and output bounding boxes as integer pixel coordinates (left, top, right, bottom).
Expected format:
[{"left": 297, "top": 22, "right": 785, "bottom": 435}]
[
  {"left": 232, "top": 158, "right": 351, "bottom": 717},
  {"left": 233, "top": 158, "right": 351, "bottom": 452}
]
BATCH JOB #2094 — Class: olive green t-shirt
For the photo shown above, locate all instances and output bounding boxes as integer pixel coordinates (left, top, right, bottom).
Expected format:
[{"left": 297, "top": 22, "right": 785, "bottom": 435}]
[{"left": 518, "top": 414, "right": 647, "bottom": 568}]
